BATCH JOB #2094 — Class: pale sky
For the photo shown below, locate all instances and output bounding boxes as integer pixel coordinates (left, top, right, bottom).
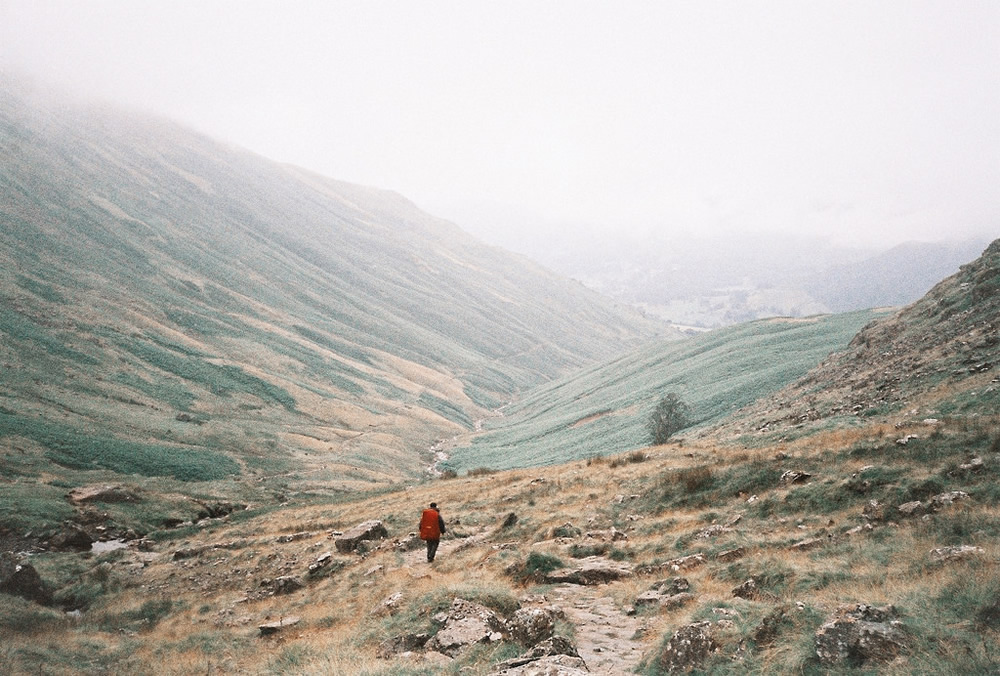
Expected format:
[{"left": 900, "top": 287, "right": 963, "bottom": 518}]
[{"left": 2, "top": 1, "right": 998, "bottom": 248}]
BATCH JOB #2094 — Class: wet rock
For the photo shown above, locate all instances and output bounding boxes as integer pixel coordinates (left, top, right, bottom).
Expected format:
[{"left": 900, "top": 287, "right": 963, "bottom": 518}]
[
  {"left": 814, "top": 604, "right": 907, "bottom": 665},
  {"left": 543, "top": 556, "right": 633, "bottom": 585},
  {"left": 334, "top": 520, "right": 387, "bottom": 553},
  {"left": 656, "top": 621, "right": 718, "bottom": 673},
  {"left": 0, "top": 563, "right": 53, "bottom": 606}
]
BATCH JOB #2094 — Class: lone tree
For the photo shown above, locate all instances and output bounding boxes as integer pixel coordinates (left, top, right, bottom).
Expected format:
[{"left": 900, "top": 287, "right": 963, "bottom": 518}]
[{"left": 648, "top": 392, "right": 690, "bottom": 444}]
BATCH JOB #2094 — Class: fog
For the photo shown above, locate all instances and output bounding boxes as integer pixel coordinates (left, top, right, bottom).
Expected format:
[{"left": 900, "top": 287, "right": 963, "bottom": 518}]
[{"left": 2, "top": 1, "right": 997, "bottom": 251}]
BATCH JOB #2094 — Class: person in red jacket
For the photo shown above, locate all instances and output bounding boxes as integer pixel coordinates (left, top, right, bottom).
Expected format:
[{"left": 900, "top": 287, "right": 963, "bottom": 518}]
[{"left": 419, "top": 502, "right": 446, "bottom": 562}]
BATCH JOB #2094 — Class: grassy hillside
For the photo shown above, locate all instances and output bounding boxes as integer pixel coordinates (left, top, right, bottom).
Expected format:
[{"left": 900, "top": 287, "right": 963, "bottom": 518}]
[
  {"left": 0, "top": 77, "right": 668, "bottom": 536},
  {"left": 442, "top": 310, "right": 886, "bottom": 473},
  {"left": 709, "top": 238, "right": 1000, "bottom": 444}
]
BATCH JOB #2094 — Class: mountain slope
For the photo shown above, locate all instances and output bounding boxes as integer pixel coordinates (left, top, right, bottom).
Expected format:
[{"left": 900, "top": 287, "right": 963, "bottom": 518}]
[
  {"left": 706, "top": 238, "right": 1000, "bottom": 441},
  {"left": 0, "top": 78, "right": 667, "bottom": 505},
  {"left": 442, "top": 309, "right": 885, "bottom": 472}
]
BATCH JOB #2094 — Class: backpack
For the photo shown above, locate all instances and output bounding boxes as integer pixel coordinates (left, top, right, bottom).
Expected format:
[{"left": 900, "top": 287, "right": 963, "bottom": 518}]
[{"left": 419, "top": 508, "right": 441, "bottom": 540}]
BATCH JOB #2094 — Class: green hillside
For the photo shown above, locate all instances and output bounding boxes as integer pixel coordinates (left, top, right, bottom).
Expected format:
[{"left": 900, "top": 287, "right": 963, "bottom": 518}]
[
  {"left": 0, "top": 78, "right": 667, "bottom": 534},
  {"left": 442, "top": 309, "right": 886, "bottom": 472}
]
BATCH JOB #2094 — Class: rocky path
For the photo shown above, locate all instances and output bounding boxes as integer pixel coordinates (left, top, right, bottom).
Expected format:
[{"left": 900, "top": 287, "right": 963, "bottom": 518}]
[{"left": 547, "top": 582, "right": 648, "bottom": 675}]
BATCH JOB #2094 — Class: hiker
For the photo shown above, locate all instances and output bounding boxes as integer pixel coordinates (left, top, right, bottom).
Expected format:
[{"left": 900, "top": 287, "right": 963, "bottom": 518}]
[{"left": 419, "top": 502, "right": 446, "bottom": 562}]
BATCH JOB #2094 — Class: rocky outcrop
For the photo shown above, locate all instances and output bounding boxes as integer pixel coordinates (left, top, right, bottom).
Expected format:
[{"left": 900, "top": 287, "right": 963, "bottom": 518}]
[
  {"left": 814, "top": 604, "right": 907, "bottom": 665},
  {"left": 543, "top": 557, "right": 633, "bottom": 585},
  {"left": 930, "top": 545, "right": 984, "bottom": 563},
  {"left": 492, "top": 637, "right": 587, "bottom": 675},
  {"left": 898, "top": 491, "right": 970, "bottom": 519},
  {"left": 427, "top": 599, "right": 508, "bottom": 656},
  {"left": 258, "top": 616, "right": 300, "bottom": 636},
  {"left": 334, "top": 520, "right": 387, "bottom": 553},
  {"left": 377, "top": 632, "right": 430, "bottom": 658},
  {"left": 50, "top": 525, "right": 93, "bottom": 552}
]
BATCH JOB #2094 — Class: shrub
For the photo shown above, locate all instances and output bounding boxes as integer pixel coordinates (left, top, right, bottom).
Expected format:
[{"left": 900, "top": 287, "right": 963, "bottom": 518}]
[
  {"left": 508, "top": 551, "right": 565, "bottom": 585},
  {"left": 647, "top": 393, "right": 691, "bottom": 444}
]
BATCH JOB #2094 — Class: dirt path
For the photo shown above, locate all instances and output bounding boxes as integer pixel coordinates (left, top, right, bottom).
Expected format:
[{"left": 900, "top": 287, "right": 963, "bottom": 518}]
[{"left": 547, "top": 582, "right": 648, "bottom": 675}]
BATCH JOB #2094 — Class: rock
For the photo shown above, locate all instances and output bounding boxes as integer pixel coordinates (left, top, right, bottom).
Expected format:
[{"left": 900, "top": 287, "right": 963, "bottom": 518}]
[
  {"left": 897, "top": 501, "right": 926, "bottom": 517},
  {"left": 501, "top": 512, "right": 519, "bottom": 529},
  {"left": 752, "top": 607, "right": 787, "bottom": 646},
  {"left": 262, "top": 576, "right": 304, "bottom": 595},
  {"left": 895, "top": 434, "right": 919, "bottom": 445},
  {"left": 50, "top": 525, "right": 93, "bottom": 552},
  {"left": 334, "top": 520, "right": 387, "bottom": 553},
  {"left": 636, "top": 578, "right": 696, "bottom": 612},
  {"left": 372, "top": 592, "right": 404, "bottom": 617},
  {"left": 862, "top": 499, "right": 885, "bottom": 522},
  {"left": 780, "top": 470, "right": 812, "bottom": 484},
  {"left": 584, "top": 527, "right": 627, "bottom": 542},
  {"left": 543, "top": 557, "right": 633, "bottom": 585},
  {"left": 308, "top": 551, "right": 334, "bottom": 577},
  {"left": 656, "top": 621, "right": 718, "bottom": 673},
  {"left": 732, "top": 578, "right": 762, "bottom": 600},
  {"left": 276, "top": 531, "right": 315, "bottom": 543},
  {"left": 426, "top": 599, "right": 508, "bottom": 656},
  {"left": 493, "top": 636, "right": 585, "bottom": 674},
  {"left": 507, "top": 606, "right": 559, "bottom": 646},
  {"left": 258, "top": 616, "right": 300, "bottom": 636},
  {"left": 67, "top": 484, "right": 139, "bottom": 504},
  {"left": 789, "top": 536, "right": 826, "bottom": 552},
  {"left": 376, "top": 632, "right": 430, "bottom": 658},
  {"left": 0, "top": 563, "right": 53, "bottom": 606},
  {"left": 814, "top": 604, "right": 907, "bottom": 665},
  {"left": 695, "top": 524, "right": 732, "bottom": 539},
  {"left": 930, "top": 545, "right": 984, "bottom": 563},
  {"left": 929, "top": 491, "right": 969, "bottom": 510},
  {"left": 664, "top": 553, "right": 707, "bottom": 572},
  {"left": 716, "top": 547, "right": 747, "bottom": 562},
  {"left": 958, "top": 457, "right": 985, "bottom": 473}
]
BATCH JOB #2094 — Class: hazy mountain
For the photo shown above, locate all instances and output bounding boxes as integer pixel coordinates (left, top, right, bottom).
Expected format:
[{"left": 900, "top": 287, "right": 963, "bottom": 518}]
[
  {"left": 0, "top": 77, "right": 669, "bottom": 497},
  {"left": 447, "top": 203, "right": 992, "bottom": 327}
]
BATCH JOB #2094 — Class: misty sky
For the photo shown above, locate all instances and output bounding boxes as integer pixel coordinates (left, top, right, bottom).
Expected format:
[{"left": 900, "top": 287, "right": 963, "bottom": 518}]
[{"left": 2, "top": 1, "right": 997, "bottom": 249}]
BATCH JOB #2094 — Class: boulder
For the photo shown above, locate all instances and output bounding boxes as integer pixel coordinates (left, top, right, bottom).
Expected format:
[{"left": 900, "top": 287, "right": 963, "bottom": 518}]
[
  {"left": 500, "top": 512, "right": 519, "bottom": 529},
  {"left": 958, "top": 457, "right": 985, "bottom": 473},
  {"left": 507, "top": 606, "right": 560, "bottom": 646},
  {"left": 814, "top": 604, "right": 907, "bottom": 665},
  {"left": 862, "top": 499, "right": 885, "bottom": 522},
  {"left": 543, "top": 556, "right": 633, "bottom": 585},
  {"left": 0, "top": 563, "right": 53, "bottom": 606},
  {"left": 372, "top": 592, "right": 404, "bottom": 617},
  {"left": 334, "top": 520, "right": 387, "bottom": 553},
  {"left": 394, "top": 532, "right": 423, "bottom": 552},
  {"left": 262, "top": 576, "right": 304, "bottom": 596},
  {"left": 427, "top": 599, "right": 508, "bottom": 656},
  {"left": 656, "top": 621, "right": 718, "bottom": 673},
  {"left": 635, "top": 577, "right": 693, "bottom": 611}
]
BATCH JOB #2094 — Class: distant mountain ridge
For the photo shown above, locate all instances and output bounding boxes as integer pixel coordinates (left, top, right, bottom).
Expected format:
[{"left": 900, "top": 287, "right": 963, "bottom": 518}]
[{"left": 0, "top": 77, "right": 667, "bottom": 491}]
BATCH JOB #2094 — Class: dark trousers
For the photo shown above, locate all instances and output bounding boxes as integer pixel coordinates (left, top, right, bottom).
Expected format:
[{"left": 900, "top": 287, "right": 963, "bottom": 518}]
[{"left": 426, "top": 538, "right": 439, "bottom": 562}]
